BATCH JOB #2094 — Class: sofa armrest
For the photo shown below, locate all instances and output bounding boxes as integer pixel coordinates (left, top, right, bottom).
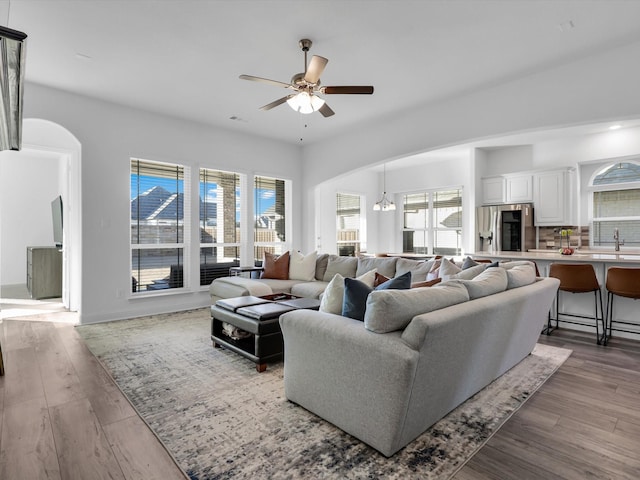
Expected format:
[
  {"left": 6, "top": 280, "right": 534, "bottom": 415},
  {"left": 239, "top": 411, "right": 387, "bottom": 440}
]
[{"left": 279, "top": 309, "right": 419, "bottom": 456}]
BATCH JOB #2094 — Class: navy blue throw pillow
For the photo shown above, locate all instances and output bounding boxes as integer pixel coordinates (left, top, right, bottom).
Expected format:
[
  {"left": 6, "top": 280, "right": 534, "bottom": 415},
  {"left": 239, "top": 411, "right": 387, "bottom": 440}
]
[
  {"left": 342, "top": 277, "right": 373, "bottom": 321},
  {"left": 375, "top": 271, "right": 412, "bottom": 291},
  {"left": 488, "top": 261, "right": 500, "bottom": 268}
]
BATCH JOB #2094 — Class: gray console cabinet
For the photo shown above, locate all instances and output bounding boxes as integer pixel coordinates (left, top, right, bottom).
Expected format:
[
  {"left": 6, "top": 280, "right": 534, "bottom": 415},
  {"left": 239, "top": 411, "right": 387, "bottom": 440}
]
[{"left": 26, "top": 247, "right": 62, "bottom": 299}]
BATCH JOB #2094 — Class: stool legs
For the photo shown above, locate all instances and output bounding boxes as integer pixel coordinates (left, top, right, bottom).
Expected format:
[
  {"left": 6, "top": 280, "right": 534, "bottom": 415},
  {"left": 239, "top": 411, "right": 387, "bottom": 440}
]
[{"left": 545, "top": 289, "right": 605, "bottom": 345}]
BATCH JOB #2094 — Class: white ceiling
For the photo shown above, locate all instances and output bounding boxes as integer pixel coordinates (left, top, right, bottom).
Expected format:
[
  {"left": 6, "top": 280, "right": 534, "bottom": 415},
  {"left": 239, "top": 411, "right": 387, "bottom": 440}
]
[{"left": 5, "top": 0, "right": 640, "bottom": 146}]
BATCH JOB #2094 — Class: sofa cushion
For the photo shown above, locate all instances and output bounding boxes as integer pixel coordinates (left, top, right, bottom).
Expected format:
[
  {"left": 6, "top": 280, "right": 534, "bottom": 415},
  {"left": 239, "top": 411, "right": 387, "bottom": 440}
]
[
  {"left": 356, "top": 256, "right": 398, "bottom": 278},
  {"left": 319, "top": 269, "right": 376, "bottom": 315},
  {"left": 501, "top": 261, "right": 537, "bottom": 289},
  {"left": 462, "top": 256, "right": 479, "bottom": 269},
  {"left": 364, "top": 281, "right": 470, "bottom": 333},
  {"left": 395, "top": 258, "right": 436, "bottom": 282},
  {"left": 289, "top": 250, "right": 317, "bottom": 281},
  {"left": 411, "top": 278, "right": 442, "bottom": 288},
  {"left": 291, "top": 281, "right": 329, "bottom": 299},
  {"left": 342, "top": 277, "right": 373, "bottom": 321},
  {"left": 315, "top": 253, "right": 330, "bottom": 281},
  {"left": 209, "top": 276, "right": 273, "bottom": 299},
  {"left": 439, "top": 257, "right": 462, "bottom": 280},
  {"left": 262, "top": 251, "right": 290, "bottom": 280},
  {"left": 450, "top": 263, "right": 487, "bottom": 280},
  {"left": 454, "top": 267, "right": 508, "bottom": 300},
  {"left": 323, "top": 255, "right": 358, "bottom": 282}
]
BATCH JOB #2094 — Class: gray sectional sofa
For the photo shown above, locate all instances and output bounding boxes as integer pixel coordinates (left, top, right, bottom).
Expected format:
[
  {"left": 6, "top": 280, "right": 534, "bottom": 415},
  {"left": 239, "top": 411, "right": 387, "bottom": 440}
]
[
  {"left": 209, "top": 254, "right": 434, "bottom": 304},
  {"left": 278, "top": 264, "right": 560, "bottom": 457}
]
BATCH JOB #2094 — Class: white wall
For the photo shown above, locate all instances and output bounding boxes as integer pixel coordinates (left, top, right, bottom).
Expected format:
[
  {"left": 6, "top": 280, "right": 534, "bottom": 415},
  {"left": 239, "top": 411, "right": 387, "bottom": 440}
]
[
  {"left": 301, "top": 39, "right": 640, "bottom": 252},
  {"left": 0, "top": 151, "right": 62, "bottom": 285},
  {"left": 22, "top": 83, "right": 303, "bottom": 324}
]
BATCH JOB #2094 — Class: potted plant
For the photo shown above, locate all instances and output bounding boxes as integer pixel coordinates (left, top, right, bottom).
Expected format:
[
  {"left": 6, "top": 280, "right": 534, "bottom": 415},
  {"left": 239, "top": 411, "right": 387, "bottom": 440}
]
[{"left": 558, "top": 229, "right": 574, "bottom": 255}]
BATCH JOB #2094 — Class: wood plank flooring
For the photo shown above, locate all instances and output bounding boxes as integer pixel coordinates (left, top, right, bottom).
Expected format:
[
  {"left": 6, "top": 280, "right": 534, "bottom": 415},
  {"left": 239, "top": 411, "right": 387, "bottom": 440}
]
[
  {"left": 1, "top": 315, "right": 639, "bottom": 479},
  {"left": 0, "top": 318, "right": 187, "bottom": 480},
  {"left": 454, "top": 330, "right": 640, "bottom": 480}
]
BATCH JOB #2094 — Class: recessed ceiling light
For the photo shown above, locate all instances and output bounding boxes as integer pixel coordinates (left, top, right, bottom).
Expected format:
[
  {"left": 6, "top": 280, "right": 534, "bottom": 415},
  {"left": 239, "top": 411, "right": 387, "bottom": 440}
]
[{"left": 609, "top": 124, "right": 622, "bottom": 130}]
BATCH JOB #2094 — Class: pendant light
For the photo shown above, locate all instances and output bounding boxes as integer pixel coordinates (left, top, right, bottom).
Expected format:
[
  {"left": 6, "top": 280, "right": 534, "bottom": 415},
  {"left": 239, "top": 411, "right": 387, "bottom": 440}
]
[{"left": 373, "top": 163, "right": 395, "bottom": 211}]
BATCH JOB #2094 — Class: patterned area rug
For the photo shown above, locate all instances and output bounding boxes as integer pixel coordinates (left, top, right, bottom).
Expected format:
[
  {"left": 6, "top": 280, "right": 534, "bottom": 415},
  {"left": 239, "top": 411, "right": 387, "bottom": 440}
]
[{"left": 77, "top": 308, "right": 571, "bottom": 480}]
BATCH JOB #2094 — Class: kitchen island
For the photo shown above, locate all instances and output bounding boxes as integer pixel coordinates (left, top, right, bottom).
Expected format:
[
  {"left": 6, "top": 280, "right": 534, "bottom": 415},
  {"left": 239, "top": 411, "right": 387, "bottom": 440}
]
[{"left": 470, "top": 250, "right": 640, "bottom": 341}]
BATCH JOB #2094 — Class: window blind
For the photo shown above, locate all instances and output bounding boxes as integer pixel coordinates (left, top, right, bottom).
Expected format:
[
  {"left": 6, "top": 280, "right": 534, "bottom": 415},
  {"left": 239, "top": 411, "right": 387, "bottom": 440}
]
[
  {"left": 336, "top": 193, "right": 361, "bottom": 256},
  {"left": 254, "top": 176, "right": 287, "bottom": 261},
  {"left": 131, "top": 158, "right": 189, "bottom": 292}
]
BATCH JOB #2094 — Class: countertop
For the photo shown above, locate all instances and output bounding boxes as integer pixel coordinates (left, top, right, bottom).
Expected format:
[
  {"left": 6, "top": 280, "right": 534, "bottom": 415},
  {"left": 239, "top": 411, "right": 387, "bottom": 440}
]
[{"left": 470, "top": 250, "right": 640, "bottom": 264}]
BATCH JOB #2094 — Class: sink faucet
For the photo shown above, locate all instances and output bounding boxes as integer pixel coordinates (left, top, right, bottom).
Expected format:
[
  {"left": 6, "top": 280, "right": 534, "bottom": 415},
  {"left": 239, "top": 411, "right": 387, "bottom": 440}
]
[{"left": 614, "top": 228, "right": 625, "bottom": 251}]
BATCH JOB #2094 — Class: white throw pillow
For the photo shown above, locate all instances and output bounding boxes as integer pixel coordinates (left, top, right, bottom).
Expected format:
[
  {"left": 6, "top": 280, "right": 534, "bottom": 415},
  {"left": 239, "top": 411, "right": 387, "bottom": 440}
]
[
  {"left": 289, "top": 250, "right": 317, "bottom": 281},
  {"left": 319, "top": 269, "right": 377, "bottom": 315},
  {"left": 439, "top": 257, "right": 462, "bottom": 280}
]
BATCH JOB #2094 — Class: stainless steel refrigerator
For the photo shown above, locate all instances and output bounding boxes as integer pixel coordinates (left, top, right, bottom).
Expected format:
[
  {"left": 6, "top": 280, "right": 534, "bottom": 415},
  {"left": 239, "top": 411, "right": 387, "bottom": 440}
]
[{"left": 476, "top": 203, "right": 535, "bottom": 252}]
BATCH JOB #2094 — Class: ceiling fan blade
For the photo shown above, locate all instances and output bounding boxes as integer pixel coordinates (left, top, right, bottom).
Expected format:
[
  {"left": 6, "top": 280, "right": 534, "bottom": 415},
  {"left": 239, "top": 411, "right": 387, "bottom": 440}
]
[
  {"left": 259, "top": 95, "right": 293, "bottom": 111},
  {"left": 323, "top": 86, "right": 374, "bottom": 95},
  {"left": 239, "top": 74, "right": 293, "bottom": 89},
  {"left": 318, "top": 103, "right": 335, "bottom": 117},
  {"left": 304, "top": 55, "right": 328, "bottom": 84}
]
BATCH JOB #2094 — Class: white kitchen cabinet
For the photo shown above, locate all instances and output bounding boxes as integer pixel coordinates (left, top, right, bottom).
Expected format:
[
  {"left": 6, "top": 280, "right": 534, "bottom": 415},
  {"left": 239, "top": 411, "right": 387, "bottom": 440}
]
[
  {"left": 481, "top": 177, "right": 506, "bottom": 205},
  {"left": 505, "top": 174, "right": 533, "bottom": 203},
  {"left": 533, "top": 169, "right": 576, "bottom": 226}
]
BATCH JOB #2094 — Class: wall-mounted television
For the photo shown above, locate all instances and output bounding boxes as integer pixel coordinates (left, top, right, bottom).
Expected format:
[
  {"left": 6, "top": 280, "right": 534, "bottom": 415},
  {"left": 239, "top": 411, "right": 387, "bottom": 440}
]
[{"left": 51, "top": 195, "right": 63, "bottom": 249}]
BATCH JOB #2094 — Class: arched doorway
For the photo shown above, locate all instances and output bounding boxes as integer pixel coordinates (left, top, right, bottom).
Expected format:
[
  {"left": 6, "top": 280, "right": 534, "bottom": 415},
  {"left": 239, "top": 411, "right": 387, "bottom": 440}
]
[{"left": 0, "top": 119, "right": 81, "bottom": 313}]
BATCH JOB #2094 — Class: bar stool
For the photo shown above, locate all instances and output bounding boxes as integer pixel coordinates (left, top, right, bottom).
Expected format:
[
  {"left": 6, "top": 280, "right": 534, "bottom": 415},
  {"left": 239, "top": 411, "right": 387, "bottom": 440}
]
[
  {"left": 605, "top": 267, "right": 640, "bottom": 340},
  {"left": 545, "top": 263, "right": 605, "bottom": 345}
]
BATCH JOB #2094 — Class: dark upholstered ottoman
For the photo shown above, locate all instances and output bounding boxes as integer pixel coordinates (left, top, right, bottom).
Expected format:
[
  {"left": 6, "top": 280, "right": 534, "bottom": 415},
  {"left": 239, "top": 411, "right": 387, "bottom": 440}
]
[{"left": 211, "top": 295, "right": 320, "bottom": 372}]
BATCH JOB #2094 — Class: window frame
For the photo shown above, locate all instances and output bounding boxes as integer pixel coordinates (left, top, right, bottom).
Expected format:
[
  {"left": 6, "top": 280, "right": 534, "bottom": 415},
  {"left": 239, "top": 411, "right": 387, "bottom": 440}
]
[
  {"left": 401, "top": 186, "right": 463, "bottom": 256},
  {"left": 588, "top": 160, "right": 640, "bottom": 249},
  {"left": 336, "top": 192, "right": 365, "bottom": 256},
  {"left": 198, "top": 167, "right": 245, "bottom": 285},
  {"left": 253, "top": 174, "right": 292, "bottom": 262},
  {"left": 130, "top": 157, "right": 191, "bottom": 296}
]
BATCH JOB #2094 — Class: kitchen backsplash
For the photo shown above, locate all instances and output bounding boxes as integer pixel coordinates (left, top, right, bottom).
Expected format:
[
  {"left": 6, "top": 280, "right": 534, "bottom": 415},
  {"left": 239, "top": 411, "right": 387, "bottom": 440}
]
[{"left": 538, "top": 226, "right": 590, "bottom": 249}]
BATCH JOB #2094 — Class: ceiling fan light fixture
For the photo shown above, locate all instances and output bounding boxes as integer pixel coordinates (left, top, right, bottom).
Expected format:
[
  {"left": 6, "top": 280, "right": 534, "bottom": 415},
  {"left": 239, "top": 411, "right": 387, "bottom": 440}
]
[{"left": 286, "top": 91, "right": 325, "bottom": 114}]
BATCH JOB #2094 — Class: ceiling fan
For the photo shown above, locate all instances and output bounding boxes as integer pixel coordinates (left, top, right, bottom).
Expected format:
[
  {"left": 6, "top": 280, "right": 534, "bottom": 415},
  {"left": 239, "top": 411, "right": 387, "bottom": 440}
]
[{"left": 239, "top": 39, "right": 374, "bottom": 117}]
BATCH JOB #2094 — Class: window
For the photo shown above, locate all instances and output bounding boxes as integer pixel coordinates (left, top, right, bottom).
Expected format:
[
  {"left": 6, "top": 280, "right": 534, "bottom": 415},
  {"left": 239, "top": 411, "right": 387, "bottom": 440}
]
[
  {"left": 402, "top": 188, "right": 462, "bottom": 256},
  {"left": 199, "top": 168, "right": 242, "bottom": 285},
  {"left": 254, "top": 175, "right": 289, "bottom": 262},
  {"left": 591, "top": 162, "right": 640, "bottom": 248},
  {"left": 336, "top": 193, "right": 362, "bottom": 256},
  {"left": 131, "top": 158, "right": 189, "bottom": 292}
]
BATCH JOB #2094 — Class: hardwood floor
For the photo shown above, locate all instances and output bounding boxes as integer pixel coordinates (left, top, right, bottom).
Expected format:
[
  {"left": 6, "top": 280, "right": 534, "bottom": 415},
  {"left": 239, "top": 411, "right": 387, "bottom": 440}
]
[
  {"left": 454, "top": 330, "right": 640, "bottom": 480},
  {"left": 0, "top": 317, "right": 187, "bottom": 480},
  {"left": 1, "top": 315, "right": 639, "bottom": 479}
]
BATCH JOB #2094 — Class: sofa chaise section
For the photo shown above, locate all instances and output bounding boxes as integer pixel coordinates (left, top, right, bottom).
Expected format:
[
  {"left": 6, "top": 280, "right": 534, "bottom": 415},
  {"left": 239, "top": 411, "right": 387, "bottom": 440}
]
[{"left": 279, "top": 275, "right": 560, "bottom": 457}]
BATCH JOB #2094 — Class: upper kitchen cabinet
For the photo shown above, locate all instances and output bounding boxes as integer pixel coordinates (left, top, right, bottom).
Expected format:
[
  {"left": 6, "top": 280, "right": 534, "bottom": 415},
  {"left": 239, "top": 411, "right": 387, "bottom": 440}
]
[
  {"left": 505, "top": 173, "right": 533, "bottom": 203},
  {"left": 533, "top": 168, "right": 576, "bottom": 226},
  {"left": 481, "top": 173, "right": 533, "bottom": 204},
  {"left": 481, "top": 176, "right": 506, "bottom": 204}
]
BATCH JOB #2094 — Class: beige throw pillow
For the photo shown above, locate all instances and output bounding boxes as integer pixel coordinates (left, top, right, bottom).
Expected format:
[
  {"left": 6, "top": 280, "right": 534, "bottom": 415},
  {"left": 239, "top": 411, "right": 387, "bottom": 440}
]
[
  {"left": 289, "top": 250, "right": 317, "bottom": 281},
  {"left": 319, "top": 269, "right": 377, "bottom": 315}
]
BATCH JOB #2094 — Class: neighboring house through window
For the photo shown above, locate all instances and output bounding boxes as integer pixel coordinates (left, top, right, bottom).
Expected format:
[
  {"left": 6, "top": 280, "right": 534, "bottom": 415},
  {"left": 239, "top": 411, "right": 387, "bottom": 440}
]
[
  {"left": 199, "top": 168, "right": 243, "bottom": 285},
  {"left": 402, "top": 188, "right": 462, "bottom": 256},
  {"left": 254, "top": 175, "right": 290, "bottom": 262},
  {"left": 336, "top": 192, "right": 363, "bottom": 256},
  {"left": 590, "top": 161, "right": 640, "bottom": 248},
  {"left": 131, "top": 158, "right": 189, "bottom": 292}
]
